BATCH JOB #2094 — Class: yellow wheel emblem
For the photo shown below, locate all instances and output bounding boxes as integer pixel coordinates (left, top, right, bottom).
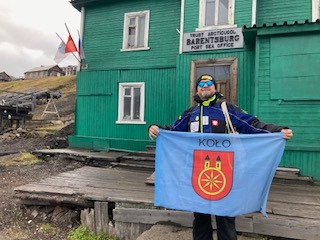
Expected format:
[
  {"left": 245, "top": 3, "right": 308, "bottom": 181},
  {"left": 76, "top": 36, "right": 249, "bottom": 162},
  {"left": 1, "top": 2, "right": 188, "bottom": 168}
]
[{"left": 198, "top": 167, "right": 226, "bottom": 195}]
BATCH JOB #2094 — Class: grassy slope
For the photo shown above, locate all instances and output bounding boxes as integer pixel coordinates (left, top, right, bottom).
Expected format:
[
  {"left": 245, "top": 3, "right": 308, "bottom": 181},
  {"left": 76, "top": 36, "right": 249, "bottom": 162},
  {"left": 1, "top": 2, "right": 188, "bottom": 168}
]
[{"left": 0, "top": 76, "right": 76, "bottom": 93}]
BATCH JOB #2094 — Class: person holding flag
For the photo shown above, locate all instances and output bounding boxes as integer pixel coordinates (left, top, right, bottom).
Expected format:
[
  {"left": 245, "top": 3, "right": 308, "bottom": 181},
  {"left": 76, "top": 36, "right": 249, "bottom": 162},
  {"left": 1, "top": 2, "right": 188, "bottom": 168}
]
[{"left": 148, "top": 74, "right": 293, "bottom": 240}]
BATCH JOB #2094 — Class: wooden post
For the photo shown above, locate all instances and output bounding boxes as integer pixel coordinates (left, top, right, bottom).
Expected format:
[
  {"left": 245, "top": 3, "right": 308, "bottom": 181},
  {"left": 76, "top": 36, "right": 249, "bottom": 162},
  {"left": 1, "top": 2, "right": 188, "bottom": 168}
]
[
  {"left": 94, "top": 202, "right": 110, "bottom": 235},
  {"left": 41, "top": 95, "right": 61, "bottom": 120},
  {"left": 22, "top": 116, "right": 26, "bottom": 129},
  {"left": 80, "top": 208, "right": 95, "bottom": 232},
  {"left": 81, "top": 202, "right": 115, "bottom": 236},
  {"left": 0, "top": 114, "right": 3, "bottom": 132}
]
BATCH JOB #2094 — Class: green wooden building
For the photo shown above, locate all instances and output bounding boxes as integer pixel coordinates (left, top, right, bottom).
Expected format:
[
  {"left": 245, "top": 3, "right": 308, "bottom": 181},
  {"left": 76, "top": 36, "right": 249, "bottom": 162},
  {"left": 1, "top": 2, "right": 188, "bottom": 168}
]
[{"left": 69, "top": 0, "right": 320, "bottom": 180}]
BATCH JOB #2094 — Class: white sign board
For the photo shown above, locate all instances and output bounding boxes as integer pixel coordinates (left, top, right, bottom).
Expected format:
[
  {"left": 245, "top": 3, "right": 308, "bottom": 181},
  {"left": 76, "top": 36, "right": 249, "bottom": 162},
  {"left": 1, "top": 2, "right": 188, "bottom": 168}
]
[{"left": 183, "top": 28, "right": 244, "bottom": 52}]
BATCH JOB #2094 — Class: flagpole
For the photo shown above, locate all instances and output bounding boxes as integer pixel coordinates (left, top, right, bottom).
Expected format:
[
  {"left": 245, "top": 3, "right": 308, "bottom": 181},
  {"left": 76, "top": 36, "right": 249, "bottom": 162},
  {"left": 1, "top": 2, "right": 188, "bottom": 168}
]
[
  {"left": 56, "top": 32, "right": 65, "bottom": 44},
  {"left": 65, "top": 23, "right": 72, "bottom": 36}
]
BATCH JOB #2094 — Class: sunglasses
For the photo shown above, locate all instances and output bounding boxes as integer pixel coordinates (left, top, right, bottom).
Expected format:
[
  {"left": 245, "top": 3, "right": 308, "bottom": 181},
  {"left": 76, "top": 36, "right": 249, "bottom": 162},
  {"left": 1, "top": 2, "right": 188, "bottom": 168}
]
[{"left": 198, "top": 81, "right": 214, "bottom": 87}]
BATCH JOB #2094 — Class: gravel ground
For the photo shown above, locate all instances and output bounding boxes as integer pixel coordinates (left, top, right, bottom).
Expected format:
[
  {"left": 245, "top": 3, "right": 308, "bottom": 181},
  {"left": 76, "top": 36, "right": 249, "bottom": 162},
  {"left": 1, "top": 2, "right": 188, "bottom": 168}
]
[{"left": 0, "top": 123, "right": 85, "bottom": 240}]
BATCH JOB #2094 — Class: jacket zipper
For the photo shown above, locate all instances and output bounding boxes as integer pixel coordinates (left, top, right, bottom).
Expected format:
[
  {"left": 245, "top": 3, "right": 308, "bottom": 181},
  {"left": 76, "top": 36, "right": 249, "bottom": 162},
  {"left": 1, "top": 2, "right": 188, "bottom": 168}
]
[{"left": 200, "top": 105, "right": 203, "bottom": 133}]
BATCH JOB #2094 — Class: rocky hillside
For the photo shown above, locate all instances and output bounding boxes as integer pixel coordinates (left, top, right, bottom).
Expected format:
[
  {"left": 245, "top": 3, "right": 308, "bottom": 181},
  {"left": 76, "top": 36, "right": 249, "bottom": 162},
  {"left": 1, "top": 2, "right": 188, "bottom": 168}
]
[{"left": 0, "top": 76, "right": 76, "bottom": 150}]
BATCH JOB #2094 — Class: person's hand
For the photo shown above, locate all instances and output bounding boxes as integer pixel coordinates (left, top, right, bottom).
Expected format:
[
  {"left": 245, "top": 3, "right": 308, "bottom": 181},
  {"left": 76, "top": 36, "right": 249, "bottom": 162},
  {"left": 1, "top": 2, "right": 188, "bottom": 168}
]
[
  {"left": 149, "top": 125, "right": 159, "bottom": 140},
  {"left": 281, "top": 129, "right": 293, "bottom": 140}
]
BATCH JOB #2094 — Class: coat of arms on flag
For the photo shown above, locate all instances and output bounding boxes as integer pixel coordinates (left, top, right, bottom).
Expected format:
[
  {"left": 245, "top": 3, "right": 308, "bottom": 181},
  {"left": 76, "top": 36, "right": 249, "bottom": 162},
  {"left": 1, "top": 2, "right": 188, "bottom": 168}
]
[{"left": 192, "top": 150, "right": 234, "bottom": 200}]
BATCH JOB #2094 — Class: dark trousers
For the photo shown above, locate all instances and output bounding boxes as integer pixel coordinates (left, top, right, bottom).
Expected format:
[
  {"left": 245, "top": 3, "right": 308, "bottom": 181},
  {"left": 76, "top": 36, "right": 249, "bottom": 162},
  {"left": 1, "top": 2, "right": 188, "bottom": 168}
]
[{"left": 193, "top": 212, "right": 237, "bottom": 240}]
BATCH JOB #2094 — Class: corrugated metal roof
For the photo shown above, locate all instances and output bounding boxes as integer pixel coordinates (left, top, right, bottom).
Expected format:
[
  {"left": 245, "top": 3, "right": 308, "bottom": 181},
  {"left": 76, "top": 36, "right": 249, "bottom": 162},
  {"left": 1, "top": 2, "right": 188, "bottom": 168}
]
[
  {"left": 243, "top": 19, "right": 320, "bottom": 30},
  {"left": 25, "top": 65, "right": 59, "bottom": 73},
  {"left": 242, "top": 19, "right": 320, "bottom": 45}
]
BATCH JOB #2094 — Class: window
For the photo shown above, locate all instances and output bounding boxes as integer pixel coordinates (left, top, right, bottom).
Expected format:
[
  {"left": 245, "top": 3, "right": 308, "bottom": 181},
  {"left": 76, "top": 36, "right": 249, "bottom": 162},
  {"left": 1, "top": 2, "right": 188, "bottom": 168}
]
[
  {"left": 117, "top": 82, "right": 146, "bottom": 124},
  {"left": 198, "top": 0, "right": 235, "bottom": 30},
  {"left": 312, "top": 0, "right": 320, "bottom": 21},
  {"left": 121, "top": 10, "right": 150, "bottom": 51}
]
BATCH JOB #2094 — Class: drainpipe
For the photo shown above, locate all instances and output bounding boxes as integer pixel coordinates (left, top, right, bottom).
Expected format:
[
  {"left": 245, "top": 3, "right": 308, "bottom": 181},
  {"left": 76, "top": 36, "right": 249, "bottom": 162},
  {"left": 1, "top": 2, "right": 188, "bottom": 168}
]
[
  {"left": 251, "top": 0, "right": 258, "bottom": 115},
  {"left": 312, "top": 0, "right": 319, "bottom": 22},
  {"left": 78, "top": 6, "right": 86, "bottom": 71},
  {"left": 179, "top": 0, "right": 185, "bottom": 54},
  {"left": 251, "top": 0, "right": 257, "bottom": 27}
]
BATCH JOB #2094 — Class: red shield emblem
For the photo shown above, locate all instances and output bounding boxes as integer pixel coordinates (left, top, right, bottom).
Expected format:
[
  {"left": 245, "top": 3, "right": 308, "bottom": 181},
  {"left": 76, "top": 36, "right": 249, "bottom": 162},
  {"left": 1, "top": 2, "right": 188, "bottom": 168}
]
[{"left": 192, "top": 150, "right": 234, "bottom": 200}]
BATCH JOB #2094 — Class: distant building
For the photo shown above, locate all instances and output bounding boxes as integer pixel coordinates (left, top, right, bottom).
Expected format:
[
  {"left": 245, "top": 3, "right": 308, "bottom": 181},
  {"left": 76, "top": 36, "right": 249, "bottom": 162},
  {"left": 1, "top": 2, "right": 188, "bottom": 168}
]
[
  {"left": 24, "top": 65, "right": 65, "bottom": 80},
  {"left": 61, "top": 65, "right": 77, "bottom": 76},
  {"left": 0, "top": 72, "right": 12, "bottom": 82}
]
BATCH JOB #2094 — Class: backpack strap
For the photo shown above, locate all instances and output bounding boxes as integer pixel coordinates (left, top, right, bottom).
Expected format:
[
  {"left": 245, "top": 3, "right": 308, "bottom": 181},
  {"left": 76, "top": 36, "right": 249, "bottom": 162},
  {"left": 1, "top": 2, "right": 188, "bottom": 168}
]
[{"left": 221, "top": 101, "right": 238, "bottom": 134}]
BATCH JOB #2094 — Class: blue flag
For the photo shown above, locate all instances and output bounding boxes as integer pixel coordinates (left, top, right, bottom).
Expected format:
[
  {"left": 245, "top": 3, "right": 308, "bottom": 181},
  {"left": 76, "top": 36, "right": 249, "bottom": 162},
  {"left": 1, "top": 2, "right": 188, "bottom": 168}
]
[{"left": 155, "top": 130, "right": 286, "bottom": 217}]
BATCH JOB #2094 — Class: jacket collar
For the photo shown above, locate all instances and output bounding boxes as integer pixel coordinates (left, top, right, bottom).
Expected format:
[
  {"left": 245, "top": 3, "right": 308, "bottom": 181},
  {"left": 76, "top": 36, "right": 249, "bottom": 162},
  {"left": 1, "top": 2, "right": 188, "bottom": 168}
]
[{"left": 194, "top": 92, "right": 223, "bottom": 106}]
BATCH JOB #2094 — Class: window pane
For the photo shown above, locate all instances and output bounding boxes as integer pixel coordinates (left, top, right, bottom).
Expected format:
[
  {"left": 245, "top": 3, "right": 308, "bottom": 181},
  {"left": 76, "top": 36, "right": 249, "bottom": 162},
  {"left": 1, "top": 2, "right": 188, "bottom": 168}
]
[
  {"left": 129, "top": 17, "right": 135, "bottom": 25},
  {"left": 218, "top": 0, "right": 228, "bottom": 25},
  {"left": 137, "top": 16, "right": 145, "bottom": 47},
  {"left": 133, "top": 88, "right": 141, "bottom": 119},
  {"left": 196, "top": 66, "right": 230, "bottom": 81},
  {"left": 213, "top": 66, "right": 230, "bottom": 80},
  {"left": 128, "top": 27, "right": 135, "bottom": 47},
  {"left": 124, "top": 88, "right": 131, "bottom": 96},
  {"left": 123, "top": 96, "right": 131, "bottom": 120},
  {"left": 205, "top": 0, "right": 215, "bottom": 26}
]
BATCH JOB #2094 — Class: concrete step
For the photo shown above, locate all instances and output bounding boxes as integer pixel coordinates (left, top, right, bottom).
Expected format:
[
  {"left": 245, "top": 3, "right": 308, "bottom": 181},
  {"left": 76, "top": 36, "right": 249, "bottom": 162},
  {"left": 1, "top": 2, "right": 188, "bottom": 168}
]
[
  {"left": 146, "top": 145, "right": 156, "bottom": 152},
  {"left": 273, "top": 167, "right": 313, "bottom": 185},
  {"left": 276, "top": 167, "right": 300, "bottom": 176},
  {"left": 273, "top": 174, "right": 314, "bottom": 185},
  {"left": 117, "top": 150, "right": 156, "bottom": 170},
  {"left": 110, "top": 162, "right": 154, "bottom": 172},
  {"left": 120, "top": 155, "right": 155, "bottom": 163},
  {"left": 127, "top": 151, "right": 155, "bottom": 158}
]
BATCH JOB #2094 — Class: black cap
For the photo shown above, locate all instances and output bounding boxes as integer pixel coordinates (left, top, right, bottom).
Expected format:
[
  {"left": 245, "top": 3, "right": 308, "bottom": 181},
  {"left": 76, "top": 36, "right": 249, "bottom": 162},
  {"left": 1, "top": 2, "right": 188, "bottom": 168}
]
[{"left": 196, "top": 74, "right": 217, "bottom": 90}]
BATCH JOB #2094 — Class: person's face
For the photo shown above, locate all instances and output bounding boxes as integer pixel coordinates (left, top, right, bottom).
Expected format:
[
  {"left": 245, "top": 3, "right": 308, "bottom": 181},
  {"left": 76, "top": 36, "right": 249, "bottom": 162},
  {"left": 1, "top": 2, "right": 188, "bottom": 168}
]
[{"left": 197, "top": 80, "right": 216, "bottom": 100}]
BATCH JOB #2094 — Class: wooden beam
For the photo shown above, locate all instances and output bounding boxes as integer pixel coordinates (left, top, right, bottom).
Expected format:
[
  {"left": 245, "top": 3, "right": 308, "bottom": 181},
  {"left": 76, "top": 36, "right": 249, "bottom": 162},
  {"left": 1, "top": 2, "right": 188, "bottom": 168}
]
[{"left": 94, "top": 202, "right": 110, "bottom": 235}]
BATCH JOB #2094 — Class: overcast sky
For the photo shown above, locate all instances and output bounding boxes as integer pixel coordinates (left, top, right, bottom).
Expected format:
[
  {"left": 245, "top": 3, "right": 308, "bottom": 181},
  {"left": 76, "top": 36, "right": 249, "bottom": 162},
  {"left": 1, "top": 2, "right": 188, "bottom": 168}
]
[{"left": 0, "top": 0, "right": 81, "bottom": 78}]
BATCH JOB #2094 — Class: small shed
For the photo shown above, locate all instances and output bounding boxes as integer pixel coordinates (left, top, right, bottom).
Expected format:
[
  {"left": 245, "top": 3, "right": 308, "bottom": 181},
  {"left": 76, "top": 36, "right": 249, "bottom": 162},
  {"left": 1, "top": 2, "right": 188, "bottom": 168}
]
[
  {"left": 0, "top": 72, "right": 12, "bottom": 82},
  {"left": 24, "top": 65, "right": 65, "bottom": 80}
]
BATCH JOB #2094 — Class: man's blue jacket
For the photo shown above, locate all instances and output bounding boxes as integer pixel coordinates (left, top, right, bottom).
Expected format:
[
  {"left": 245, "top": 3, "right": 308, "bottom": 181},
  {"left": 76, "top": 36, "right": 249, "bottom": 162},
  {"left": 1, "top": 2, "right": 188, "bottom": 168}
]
[{"left": 166, "top": 93, "right": 286, "bottom": 134}]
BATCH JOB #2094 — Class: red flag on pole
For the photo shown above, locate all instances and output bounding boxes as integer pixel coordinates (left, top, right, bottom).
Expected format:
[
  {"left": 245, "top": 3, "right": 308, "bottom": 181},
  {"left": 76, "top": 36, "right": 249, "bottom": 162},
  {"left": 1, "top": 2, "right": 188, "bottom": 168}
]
[{"left": 65, "top": 34, "right": 78, "bottom": 53}]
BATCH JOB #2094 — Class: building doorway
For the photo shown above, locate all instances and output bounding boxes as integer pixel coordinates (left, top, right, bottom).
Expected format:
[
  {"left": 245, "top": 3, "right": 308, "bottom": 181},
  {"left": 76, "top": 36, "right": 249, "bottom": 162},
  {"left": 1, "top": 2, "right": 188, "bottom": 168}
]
[{"left": 191, "top": 58, "right": 238, "bottom": 105}]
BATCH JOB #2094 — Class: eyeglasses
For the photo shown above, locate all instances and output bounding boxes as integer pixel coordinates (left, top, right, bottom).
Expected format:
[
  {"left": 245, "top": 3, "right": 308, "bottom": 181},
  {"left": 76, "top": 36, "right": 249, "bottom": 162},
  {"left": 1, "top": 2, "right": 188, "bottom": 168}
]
[{"left": 198, "top": 81, "right": 214, "bottom": 88}]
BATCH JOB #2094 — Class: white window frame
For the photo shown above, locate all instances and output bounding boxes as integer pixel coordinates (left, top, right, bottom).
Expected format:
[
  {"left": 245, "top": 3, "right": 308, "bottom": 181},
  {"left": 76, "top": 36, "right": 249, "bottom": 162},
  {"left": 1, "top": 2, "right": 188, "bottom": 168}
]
[
  {"left": 121, "top": 10, "right": 150, "bottom": 52},
  {"left": 197, "top": 0, "right": 236, "bottom": 31},
  {"left": 117, "top": 82, "right": 146, "bottom": 124},
  {"left": 312, "top": 0, "right": 320, "bottom": 22}
]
